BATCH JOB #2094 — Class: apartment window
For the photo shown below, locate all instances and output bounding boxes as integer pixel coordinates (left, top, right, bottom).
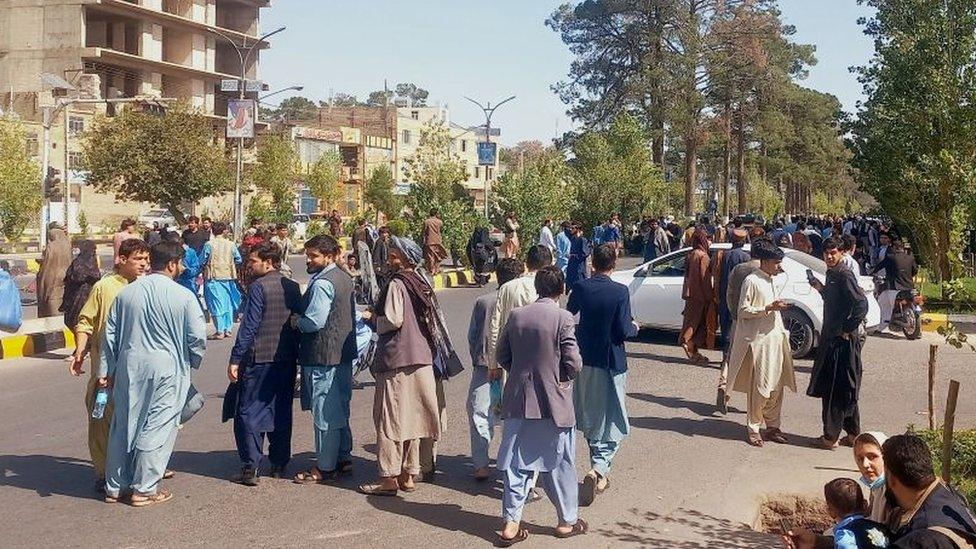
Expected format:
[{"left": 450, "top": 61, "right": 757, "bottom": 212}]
[
  {"left": 487, "top": 167, "right": 493, "bottom": 179},
  {"left": 474, "top": 166, "right": 480, "bottom": 178},
  {"left": 461, "top": 140, "right": 467, "bottom": 152},
  {"left": 68, "top": 116, "right": 85, "bottom": 137},
  {"left": 410, "top": 110, "right": 419, "bottom": 120},
  {"left": 68, "top": 152, "right": 85, "bottom": 170},
  {"left": 25, "top": 133, "right": 39, "bottom": 157},
  {"left": 402, "top": 129, "right": 411, "bottom": 144}
]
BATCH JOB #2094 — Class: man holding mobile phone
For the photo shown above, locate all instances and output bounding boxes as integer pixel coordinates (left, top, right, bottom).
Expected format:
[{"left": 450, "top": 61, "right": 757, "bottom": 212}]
[{"left": 725, "top": 240, "right": 797, "bottom": 447}]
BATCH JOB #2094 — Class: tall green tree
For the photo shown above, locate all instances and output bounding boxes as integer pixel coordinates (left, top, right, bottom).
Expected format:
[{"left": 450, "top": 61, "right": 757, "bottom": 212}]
[
  {"left": 305, "top": 150, "right": 343, "bottom": 211},
  {"left": 404, "top": 120, "right": 479, "bottom": 263},
  {"left": 0, "top": 117, "right": 42, "bottom": 240},
  {"left": 364, "top": 164, "right": 400, "bottom": 220},
  {"left": 848, "top": 0, "right": 976, "bottom": 280},
  {"left": 249, "top": 134, "right": 299, "bottom": 223},
  {"left": 570, "top": 113, "right": 669, "bottom": 230},
  {"left": 83, "top": 103, "right": 229, "bottom": 224},
  {"left": 493, "top": 147, "right": 577, "bottom": 248},
  {"left": 276, "top": 96, "right": 318, "bottom": 121}
]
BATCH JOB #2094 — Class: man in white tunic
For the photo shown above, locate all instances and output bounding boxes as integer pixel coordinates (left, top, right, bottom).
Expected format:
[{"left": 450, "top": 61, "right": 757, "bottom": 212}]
[
  {"left": 725, "top": 240, "right": 796, "bottom": 447},
  {"left": 99, "top": 242, "right": 207, "bottom": 506}
]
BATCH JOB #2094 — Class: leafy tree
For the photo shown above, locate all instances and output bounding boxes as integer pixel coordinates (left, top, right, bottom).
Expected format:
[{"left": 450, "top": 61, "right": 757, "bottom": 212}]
[
  {"left": 328, "top": 92, "right": 359, "bottom": 107},
  {"left": 305, "top": 150, "right": 343, "bottom": 211},
  {"left": 395, "top": 83, "right": 429, "bottom": 107},
  {"left": 499, "top": 140, "right": 548, "bottom": 172},
  {"left": 82, "top": 103, "right": 229, "bottom": 225},
  {"left": 364, "top": 164, "right": 400, "bottom": 220},
  {"left": 0, "top": 116, "right": 42, "bottom": 240},
  {"left": 848, "top": 0, "right": 976, "bottom": 280},
  {"left": 570, "top": 113, "right": 669, "bottom": 231},
  {"left": 276, "top": 96, "right": 318, "bottom": 121},
  {"left": 365, "top": 90, "right": 393, "bottom": 107},
  {"left": 493, "top": 147, "right": 576, "bottom": 249},
  {"left": 249, "top": 134, "right": 298, "bottom": 223},
  {"left": 404, "top": 120, "right": 479, "bottom": 263}
]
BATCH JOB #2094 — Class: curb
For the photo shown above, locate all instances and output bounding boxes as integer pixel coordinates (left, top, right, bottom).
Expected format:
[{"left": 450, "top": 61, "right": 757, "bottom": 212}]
[
  {"left": 0, "top": 328, "right": 75, "bottom": 360},
  {"left": 921, "top": 313, "right": 948, "bottom": 333}
]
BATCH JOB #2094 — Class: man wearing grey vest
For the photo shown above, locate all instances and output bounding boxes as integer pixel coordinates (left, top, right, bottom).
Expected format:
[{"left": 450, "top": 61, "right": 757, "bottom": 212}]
[
  {"left": 228, "top": 242, "right": 302, "bottom": 486},
  {"left": 292, "top": 235, "right": 358, "bottom": 485}
]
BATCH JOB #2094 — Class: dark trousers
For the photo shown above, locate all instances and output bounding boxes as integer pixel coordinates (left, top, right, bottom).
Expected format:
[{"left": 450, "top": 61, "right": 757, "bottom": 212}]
[
  {"left": 234, "top": 361, "right": 296, "bottom": 469},
  {"left": 822, "top": 398, "right": 860, "bottom": 442},
  {"left": 719, "top": 303, "right": 733, "bottom": 357}
]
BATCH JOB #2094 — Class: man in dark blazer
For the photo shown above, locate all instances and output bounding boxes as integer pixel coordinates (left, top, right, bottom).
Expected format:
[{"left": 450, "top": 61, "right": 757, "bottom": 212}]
[
  {"left": 227, "top": 242, "right": 302, "bottom": 486},
  {"left": 495, "top": 266, "right": 587, "bottom": 545},
  {"left": 567, "top": 243, "right": 638, "bottom": 506}
]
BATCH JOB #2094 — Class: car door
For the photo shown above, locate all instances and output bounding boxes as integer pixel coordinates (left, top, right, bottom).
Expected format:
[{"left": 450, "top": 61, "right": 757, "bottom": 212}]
[{"left": 632, "top": 251, "right": 688, "bottom": 330}]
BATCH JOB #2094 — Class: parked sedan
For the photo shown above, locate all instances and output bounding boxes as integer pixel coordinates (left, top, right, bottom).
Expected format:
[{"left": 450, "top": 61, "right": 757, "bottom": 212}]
[{"left": 611, "top": 244, "right": 882, "bottom": 358}]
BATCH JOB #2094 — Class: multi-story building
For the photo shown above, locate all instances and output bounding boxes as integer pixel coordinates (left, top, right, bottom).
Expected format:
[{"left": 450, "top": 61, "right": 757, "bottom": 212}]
[
  {"left": 395, "top": 106, "right": 498, "bottom": 211},
  {"left": 0, "top": 0, "right": 271, "bottom": 230}
]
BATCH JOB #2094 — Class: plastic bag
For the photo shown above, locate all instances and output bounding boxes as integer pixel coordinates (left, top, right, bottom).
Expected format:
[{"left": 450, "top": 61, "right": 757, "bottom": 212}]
[{"left": 0, "top": 271, "right": 23, "bottom": 333}]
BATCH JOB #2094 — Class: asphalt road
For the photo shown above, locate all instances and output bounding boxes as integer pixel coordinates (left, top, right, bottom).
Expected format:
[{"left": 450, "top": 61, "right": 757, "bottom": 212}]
[{"left": 1, "top": 258, "right": 974, "bottom": 548}]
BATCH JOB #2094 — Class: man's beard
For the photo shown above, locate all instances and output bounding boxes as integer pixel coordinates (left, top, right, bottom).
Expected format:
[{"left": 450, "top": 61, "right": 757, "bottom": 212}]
[{"left": 306, "top": 265, "right": 321, "bottom": 275}]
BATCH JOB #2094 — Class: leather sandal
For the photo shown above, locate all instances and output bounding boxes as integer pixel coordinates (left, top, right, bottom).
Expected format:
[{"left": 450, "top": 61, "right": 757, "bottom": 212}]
[
  {"left": 496, "top": 528, "right": 529, "bottom": 547},
  {"left": 130, "top": 489, "right": 173, "bottom": 507},
  {"left": 748, "top": 433, "right": 764, "bottom": 447},
  {"left": 555, "top": 519, "right": 589, "bottom": 539},
  {"left": 358, "top": 483, "right": 398, "bottom": 497}
]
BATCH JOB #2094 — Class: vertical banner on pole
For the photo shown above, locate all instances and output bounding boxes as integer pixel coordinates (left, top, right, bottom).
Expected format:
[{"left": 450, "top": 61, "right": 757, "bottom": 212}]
[{"left": 227, "top": 99, "right": 255, "bottom": 139}]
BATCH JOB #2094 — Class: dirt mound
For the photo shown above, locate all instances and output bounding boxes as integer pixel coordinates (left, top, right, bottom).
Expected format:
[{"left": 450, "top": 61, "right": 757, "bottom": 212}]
[{"left": 756, "top": 494, "right": 833, "bottom": 534}]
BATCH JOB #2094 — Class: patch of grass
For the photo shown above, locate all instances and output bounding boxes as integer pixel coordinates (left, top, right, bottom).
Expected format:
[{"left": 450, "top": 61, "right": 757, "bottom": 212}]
[{"left": 911, "top": 427, "right": 976, "bottom": 505}]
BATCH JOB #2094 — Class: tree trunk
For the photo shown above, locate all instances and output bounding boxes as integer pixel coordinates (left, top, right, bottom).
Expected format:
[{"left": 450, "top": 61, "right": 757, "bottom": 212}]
[
  {"left": 722, "top": 101, "right": 732, "bottom": 218},
  {"left": 684, "top": 135, "right": 698, "bottom": 216},
  {"left": 736, "top": 116, "right": 747, "bottom": 215}
]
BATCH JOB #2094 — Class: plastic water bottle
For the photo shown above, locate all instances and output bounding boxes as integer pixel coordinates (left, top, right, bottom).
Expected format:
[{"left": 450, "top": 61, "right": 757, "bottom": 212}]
[{"left": 92, "top": 388, "right": 109, "bottom": 419}]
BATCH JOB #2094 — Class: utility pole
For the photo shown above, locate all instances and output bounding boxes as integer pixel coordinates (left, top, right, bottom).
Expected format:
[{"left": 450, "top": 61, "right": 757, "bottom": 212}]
[
  {"left": 206, "top": 26, "right": 285, "bottom": 242},
  {"left": 463, "top": 95, "right": 515, "bottom": 220}
]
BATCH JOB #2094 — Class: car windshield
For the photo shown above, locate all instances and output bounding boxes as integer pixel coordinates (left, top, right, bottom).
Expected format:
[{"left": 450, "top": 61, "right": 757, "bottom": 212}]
[
  {"left": 146, "top": 210, "right": 168, "bottom": 217},
  {"left": 649, "top": 253, "right": 686, "bottom": 277},
  {"left": 783, "top": 249, "right": 827, "bottom": 274}
]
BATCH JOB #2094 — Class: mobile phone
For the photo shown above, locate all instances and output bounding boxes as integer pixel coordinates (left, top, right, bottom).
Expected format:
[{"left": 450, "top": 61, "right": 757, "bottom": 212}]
[
  {"left": 779, "top": 518, "right": 793, "bottom": 534},
  {"left": 806, "top": 269, "right": 816, "bottom": 283}
]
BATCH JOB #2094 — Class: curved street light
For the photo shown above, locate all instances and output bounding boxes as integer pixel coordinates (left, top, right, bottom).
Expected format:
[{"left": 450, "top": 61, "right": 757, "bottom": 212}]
[{"left": 463, "top": 95, "right": 516, "bottom": 219}]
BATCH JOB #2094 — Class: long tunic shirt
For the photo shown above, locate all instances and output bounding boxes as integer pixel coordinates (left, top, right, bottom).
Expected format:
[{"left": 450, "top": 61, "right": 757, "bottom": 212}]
[
  {"left": 726, "top": 270, "right": 796, "bottom": 398},
  {"left": 99, "top": 274, "right": 206, "bottom": 482},
  {"left": 486, "top": 274, "right": 538, "bottom": 370},
  {"left": 555, "top": 230, "right": 572, "bottom": 272}
]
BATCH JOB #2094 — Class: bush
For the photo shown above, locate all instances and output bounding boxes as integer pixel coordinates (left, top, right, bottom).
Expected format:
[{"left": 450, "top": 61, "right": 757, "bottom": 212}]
[
  {"left": 911, "top": 427, "right": 976, "bottom": 505},
  {"left": 306, "top": 219, "right": 326, "bottom": 238},
  {"left": 385, "top": 218, "right": 410, "bottom": 238}
]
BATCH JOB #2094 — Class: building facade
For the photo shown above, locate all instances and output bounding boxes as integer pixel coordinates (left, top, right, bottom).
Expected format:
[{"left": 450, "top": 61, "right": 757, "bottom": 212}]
[{"left": 0, "top": 0, "right": 270, "bottom": 231}]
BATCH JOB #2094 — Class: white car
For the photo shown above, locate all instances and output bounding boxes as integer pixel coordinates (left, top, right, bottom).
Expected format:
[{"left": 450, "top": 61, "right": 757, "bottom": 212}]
[
  {"left": 137, "top": 209, "right": 177, "bottom": 228},
  {"left": 611, "top": 244, "right": 882, "bottom": 358}
]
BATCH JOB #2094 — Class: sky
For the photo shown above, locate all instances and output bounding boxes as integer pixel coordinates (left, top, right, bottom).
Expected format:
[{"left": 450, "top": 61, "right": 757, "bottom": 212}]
[{"left": 259, "top": 0, "right": 876, "bottom": 146}]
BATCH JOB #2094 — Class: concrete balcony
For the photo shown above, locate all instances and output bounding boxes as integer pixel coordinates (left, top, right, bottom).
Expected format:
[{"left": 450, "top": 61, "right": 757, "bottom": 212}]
[{"left": 92, "top": 0, "right": 270, "bottom": 49}]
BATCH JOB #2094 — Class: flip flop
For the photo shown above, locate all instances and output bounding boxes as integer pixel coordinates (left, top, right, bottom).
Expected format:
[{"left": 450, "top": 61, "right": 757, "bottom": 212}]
[
  {"left": 293, "top": 469, "right": 328, "bottom": 485},
  {"left": 496, "top": 528, "right": 529, "bottom": 547},
  {"left": 358, "top": 483, "right": 398, "bottom": 497},
  {"left": 555, "top": 519, "right": 588, "bottom": 539},
  {"left": 580, "top": 473, "right": 597, "bottom": 507},
  {"left": 130, "top": 489, "right": 173, "bottom": 508}
]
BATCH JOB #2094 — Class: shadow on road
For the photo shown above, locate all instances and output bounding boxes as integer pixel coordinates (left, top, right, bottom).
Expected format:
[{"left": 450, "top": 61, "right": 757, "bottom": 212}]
[
  {"left": 629, "top": 415, "right": 822, "bottom": 449},
  {"left": 366, "top": 495, "right": 522, "bottom": 545},
  {"left": 598, "top": 507, "right": 776, "bottom": 548},
  {"left": 0, "top": 454, "right": 102, "bottom": 500},
  {"left": 628, "top": 393, "right": 730, "bottom": 417}
]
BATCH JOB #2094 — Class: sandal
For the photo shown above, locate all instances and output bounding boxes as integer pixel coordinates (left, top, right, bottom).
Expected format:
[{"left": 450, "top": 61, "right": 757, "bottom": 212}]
[
  {"left": 163, "top": 469, "right": 175, "bottom": 480},
  {"left": 596, "top": 476, "right": 610, "bottom": 495},
  {"left": 293, "top": 468, "right": 329, "bottom": 485},
  {"left": 681, "top": 342, "right": 695, "bottom": 360},
  {"left": 496, "top": 528, "right": 529, "bottom": 547},
  {"left": 748, "top": 433, "right": 764, "bottom": 447},
  {"left": 358, "top": 483, "right": 398, "bottom": 497},
  {"left": 580, "top": 472, "right": 598, "bottom": 507},
  {"left": 555, "top": 519, "right": 589, "bottom": 539},
  {"left": 130, "top": 489, "right": 173, "bottom": 507},
  {"left": 817, "top": 436, "right": 839, "bottom": 450},
  {"left": 765, "top": 428, "right": 789, "bottom": 445}
]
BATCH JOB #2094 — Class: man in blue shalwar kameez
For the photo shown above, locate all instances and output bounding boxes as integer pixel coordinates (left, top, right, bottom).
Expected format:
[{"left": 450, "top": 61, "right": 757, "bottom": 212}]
[
  {"left": 566, "top": 222, "right": 590, "bottom": 291},
  {"left": 292, "top": 234, "right": 358, "bottom": 484},
  {"left": 98, "top": 242, "right": 207, "bottom": 507},
  {"left": 567, "top": 244, "right": 638, "bottom": 507},
  {"left": 555, "top": 221, "right": 572, "bottom": 274},
  {"left": 199, "top": 222, "right": 242, "bottom": 339},
  {"left": 227, "top": 242, "right": 301, "bottom": 486}
]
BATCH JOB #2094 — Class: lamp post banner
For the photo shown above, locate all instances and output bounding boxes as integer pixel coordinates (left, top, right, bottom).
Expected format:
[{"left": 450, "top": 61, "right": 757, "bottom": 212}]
[
  {"left": 477, "top": 141, "right": 497, "bottom": 166},
  {"left": 227, "top": 99, "right": 255, "bottom": 138}
]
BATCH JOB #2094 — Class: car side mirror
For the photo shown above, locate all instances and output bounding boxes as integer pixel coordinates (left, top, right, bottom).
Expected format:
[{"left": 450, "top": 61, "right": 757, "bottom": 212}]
[{"left": 635, "top": 267, "right": 648, "bottom": 278}]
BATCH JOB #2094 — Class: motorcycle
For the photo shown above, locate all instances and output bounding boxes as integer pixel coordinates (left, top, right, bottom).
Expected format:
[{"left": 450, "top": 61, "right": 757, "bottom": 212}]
[{"left": 873, "top": 275, "right": 924, "bottom": 340}]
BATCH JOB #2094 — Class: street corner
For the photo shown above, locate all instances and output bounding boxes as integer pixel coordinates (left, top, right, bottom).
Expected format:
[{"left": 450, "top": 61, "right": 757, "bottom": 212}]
[{"left": 0, "top": 328, "right": 73, "bottom": 360}]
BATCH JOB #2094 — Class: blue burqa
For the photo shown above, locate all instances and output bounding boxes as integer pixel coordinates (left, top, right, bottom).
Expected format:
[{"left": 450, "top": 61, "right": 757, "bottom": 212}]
[{"left": 99, "top": 273, "right": 207, "bottom": 497}]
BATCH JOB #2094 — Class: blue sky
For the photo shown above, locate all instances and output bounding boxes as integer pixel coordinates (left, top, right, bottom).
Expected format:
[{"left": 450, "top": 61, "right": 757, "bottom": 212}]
[{"left": 259, "top": 1, "right": 875, "bottom": 145}]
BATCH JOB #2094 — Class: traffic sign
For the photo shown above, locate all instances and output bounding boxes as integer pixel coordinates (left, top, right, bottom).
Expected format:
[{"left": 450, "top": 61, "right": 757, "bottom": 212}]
[{"left": 220, "top": 79, "right": 239, "bottom": 92}]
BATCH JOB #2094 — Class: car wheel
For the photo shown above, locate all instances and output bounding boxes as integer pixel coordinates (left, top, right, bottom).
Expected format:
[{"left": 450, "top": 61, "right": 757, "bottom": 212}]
[{"left": 782, "top": 308, "right": 815, "bottom": 359}]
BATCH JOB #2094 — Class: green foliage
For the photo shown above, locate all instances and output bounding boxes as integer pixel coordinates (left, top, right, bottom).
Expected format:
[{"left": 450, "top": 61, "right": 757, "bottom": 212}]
[
  {"left": 0, "top": 116, "right": 42, "bottom": 241},
  {"left": 493, "top": 147, "right": 576, "bottom": 249},
  {"left": 404, "top": 120, "right": 480, "bottom": 263},
  {"left": 82, "top": 103, "right": 229, "bottom": 225},
  {"left": 911, "top": 427, "right": 976, "bottom": 505},
  {"left": 276, "top": 96, "right": 318, "bottom": 121},
  {"left": 570, "top": 113, "right": 668, "bottom": 230},
  {"left": 77, "top": 211, "right": 90, "bottom": 237},
  {"left": 365, "top": 82, "right": 429, "bottom": 107},
  {"left": 364, "top": 164, "right": 400, "bottom": 219},
  {"left": 305, "top": 150, "right": 343, "bottom": 210},
  {"left": 848, "top": 0, "right": 976, "bottom": 281},
  {"left": 250, "top": 134, "right": 298, "bottom": 224},
  {"left": 306, "top": 219, "right": 326, "bottom": 238},
  {"left": 385, "top": 217, "right": 409, "bottom": 237}
]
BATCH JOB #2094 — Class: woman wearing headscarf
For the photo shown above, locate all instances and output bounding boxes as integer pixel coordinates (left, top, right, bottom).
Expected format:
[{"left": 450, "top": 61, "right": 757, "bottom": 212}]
[
  {"left": 36, "top": 223, "right": 73, "bottom": 317},
  {"left": 359, "top": 236, "right": 442, "bottom": 496},
  {"left": 60, "top": 240, "right": 102, "bottom": 332},
  {"left": 680, "top": 228, "right": 713, "bottom": 364},
  {"left": 466, "top": 226, "right": 497, "bottom": 286}
]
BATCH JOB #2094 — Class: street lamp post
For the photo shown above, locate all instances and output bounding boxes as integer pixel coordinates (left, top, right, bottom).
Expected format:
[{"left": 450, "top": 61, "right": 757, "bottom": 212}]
[
  {"left": 463, "top": 95, "right": 515, "bottom": 220},
  {"left": 207, "top": 26, "right": 285, "bottom": 241}
]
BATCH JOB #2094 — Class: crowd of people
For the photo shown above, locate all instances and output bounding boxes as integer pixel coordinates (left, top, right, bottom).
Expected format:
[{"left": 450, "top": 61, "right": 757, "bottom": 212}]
[{"left": 5, "top": 205, "right": 970, "bottom": 547}]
